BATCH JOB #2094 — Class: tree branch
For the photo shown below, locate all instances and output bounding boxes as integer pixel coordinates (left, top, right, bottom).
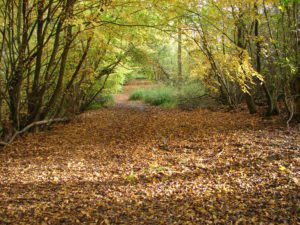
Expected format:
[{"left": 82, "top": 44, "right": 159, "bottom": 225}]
[{"left": 0, "top": 118, "right": 69, "bottom": 146}]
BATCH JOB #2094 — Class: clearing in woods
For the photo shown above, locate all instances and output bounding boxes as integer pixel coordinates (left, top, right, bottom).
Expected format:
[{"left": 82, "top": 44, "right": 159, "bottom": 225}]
[{"left": 0, "top": 80, "right": 299, "bottom": 224}]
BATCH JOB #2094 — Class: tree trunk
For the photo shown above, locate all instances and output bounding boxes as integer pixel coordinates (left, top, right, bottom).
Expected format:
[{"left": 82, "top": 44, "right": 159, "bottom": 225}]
[
  {"left": 294, "top": 77, "right": 300, "bottom": 120},
  {"left": 294, "top": 2, "right": 300, "bottom": 118},
  {"left": 177, "top": 21, "right": 183, "bottom": 84},
  {"left": 8, "top": 0, "right": 29, "bottom": 129},
  {"left": 55, "top": 37, "right": 92, "bottom": 117},
  {"left": 244, "top": 94, "right": 257, "bottom": 114},
  {"left": 40, "top": 0, "right": 74, "bottom": 120},
  {"left": 254, "top": 10, "right": 274, "bottom": 116},
  {"left": 28, "top": 0, "right": 45, "bottom": 120},
  {"left": 33, "top": 19, "right": 64, "bottom": 122},
  {"left": 237, "top": 14, "right": 257, "bottom": 114}
]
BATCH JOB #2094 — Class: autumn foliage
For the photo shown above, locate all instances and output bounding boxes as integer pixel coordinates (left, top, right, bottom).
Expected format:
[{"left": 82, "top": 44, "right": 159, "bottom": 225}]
[
  {"left": 0, "top": 82, "right": 299, "bottom": 224},
  {"left": 0, "top": 0, "right": 299, "bottom": 224}
]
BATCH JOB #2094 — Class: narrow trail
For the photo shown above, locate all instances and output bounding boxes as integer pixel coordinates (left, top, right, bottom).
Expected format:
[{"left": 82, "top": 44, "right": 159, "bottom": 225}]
[
  {"left": 0, "top": 80, "right": 299, "bottom": 224},
  {"left": 114, "top": 79, "right": 154, "bottom": 109}
]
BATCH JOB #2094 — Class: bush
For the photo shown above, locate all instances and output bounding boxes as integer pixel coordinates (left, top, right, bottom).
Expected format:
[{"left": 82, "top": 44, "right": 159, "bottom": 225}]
[
  {"left": 124, "top": 73, "right": 148, "bottom": 84},
  {"left": 129, "top": 82, "right": 209, "bottom": 109},
  {"left": 143, "top": 87, "right": 176, "bottom": 106},
  {"left": 129, "top": 89, "right": 145, "bottom": 101},
  {"left": 176, "top": 82, "right": 207, "bottom": 110},
  {"left": 87, "top": 94, "right": 115, "bottom": 110}
]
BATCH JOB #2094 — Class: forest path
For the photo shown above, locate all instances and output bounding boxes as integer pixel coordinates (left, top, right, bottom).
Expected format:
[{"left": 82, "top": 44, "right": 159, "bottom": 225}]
[
  {"left": 114, "top": 79, "right": 154, "bottom": 109},
  {"left": 0, "top": 86, "right": 299, "bottom": 224}
]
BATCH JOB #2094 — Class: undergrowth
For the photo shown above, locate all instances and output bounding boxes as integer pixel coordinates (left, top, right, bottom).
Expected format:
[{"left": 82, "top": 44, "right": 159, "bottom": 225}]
[
  {"left": 129, "top": 82, "right": 208, "bottom": 109},
  {"left": 87, "top": 94, "right": 115, "bottom": 110}
]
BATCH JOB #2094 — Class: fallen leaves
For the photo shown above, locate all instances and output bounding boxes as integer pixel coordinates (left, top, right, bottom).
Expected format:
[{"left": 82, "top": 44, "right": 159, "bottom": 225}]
[{"left": 0, "top": 104, "right": 299, "bottom": 224}]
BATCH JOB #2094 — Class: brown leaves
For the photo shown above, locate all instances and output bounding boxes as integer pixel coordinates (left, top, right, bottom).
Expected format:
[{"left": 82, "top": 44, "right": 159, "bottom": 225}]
[{"left": 0, "top": 102, "right": 299, "bottom": 224}]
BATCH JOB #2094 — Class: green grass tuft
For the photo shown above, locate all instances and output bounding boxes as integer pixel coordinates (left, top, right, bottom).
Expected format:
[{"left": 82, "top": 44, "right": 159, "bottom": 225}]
[
  {"left": 143, "top": 87, "right": 176, "bottom": 106},
  {"left": 129, "top": 89, "right": 145, "bottom": 101},
  {"left": 129, "top": 86, "right": 177, "bottom": 107},
  {"left": 129, "top": 82, "right": 208, "bottom": 109}
]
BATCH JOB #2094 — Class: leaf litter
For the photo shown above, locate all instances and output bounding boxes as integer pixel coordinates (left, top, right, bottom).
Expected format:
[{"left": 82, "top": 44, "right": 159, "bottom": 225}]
[{"left": 0, "top": 106, "right": 299, "bottom": 224}]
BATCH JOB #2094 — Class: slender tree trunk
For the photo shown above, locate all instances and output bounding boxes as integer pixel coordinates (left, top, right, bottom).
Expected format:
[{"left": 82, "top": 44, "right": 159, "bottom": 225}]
[
  {"left": 40, "top": 25, "right": 72, "bottom": 119},
  {"left": 8, "top": 0, "right": 29, "bottom": 129},
  {"left": 28, "top": 0, "right": 45, "bottom": 120},
  {"left": 293, "top": 2, "right": 300, "bottom": 118},
  {"left": 40, "top": 0, "right": 74, "bottom": 120},
  {"left": 177, "top": 21, "right": 183, "bottom": 84},
  {"left": 55, "top": 37, "right": 92, "bottom": 117},
  {"left": 237, "top": 14, "right": 257, "bottom": 114},
  {"left": 254, "top": 8, "right": 274, "bottom": 116},
  {"left": 33, "top": 19, "right": 64, "bottom": 122}
]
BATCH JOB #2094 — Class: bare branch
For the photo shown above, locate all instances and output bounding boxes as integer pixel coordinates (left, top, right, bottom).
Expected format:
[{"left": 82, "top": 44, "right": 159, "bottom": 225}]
[{"left": 0, "top": 118, "right": 69, "bottom": 146}]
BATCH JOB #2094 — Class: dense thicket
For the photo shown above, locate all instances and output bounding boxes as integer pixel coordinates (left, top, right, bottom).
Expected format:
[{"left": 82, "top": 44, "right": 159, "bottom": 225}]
[
  {"left": 182, "top": 0, "right": 300, "bottom": 118},
  {"left": 0, "top": 0, "right": 299, "bottom": 142},
  {"left": 0, "top": 0, "right": 128, "bottom": 140}
]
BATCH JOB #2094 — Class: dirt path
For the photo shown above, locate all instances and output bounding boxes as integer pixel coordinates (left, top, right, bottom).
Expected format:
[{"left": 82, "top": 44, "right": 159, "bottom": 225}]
[
  {"left": 0, "top": 82, "right": 299, "bottom": 224},
  {"left": 114, "top": 79, "right": 154, "bottom": 109}
]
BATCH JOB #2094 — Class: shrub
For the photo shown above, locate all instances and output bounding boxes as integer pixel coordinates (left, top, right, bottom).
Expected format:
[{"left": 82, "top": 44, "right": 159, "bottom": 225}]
[
  {"left": 176, "top": 82, "right": 207, "bottom": 110},
  {"left": 129, "top": 89, "right": 145, "bottom": 101},
  {"left": 87, "top": 94, "right": 115, "bottom": 110},
  {"left": 143, "top": 87, "right": 176, "bottom": 106},
  {"left": 129, "top": 82, "right": 209, "bottom": 109}
]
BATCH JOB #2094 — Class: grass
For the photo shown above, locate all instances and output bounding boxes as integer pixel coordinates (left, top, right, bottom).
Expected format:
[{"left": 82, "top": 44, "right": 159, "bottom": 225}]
[
  {"left": 129, "top": 82, "right": 207, "bottom": 109},
  {"left": 124, "top": 74, "right": 148, "bottom": 84},
  {"left": 143, "top": 86, "right": 176, "bottom": 107},
  {"left": 129, "top": 89, "right": 145, "bottom": 101},
  {"left": 129, "top": 86, "right": 177, "bottom": 108}
]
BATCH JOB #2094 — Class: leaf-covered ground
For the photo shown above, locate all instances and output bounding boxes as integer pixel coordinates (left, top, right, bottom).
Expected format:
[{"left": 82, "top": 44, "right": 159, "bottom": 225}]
[{"left": 0, "top": 84, "right": 299, "bottom": 224}]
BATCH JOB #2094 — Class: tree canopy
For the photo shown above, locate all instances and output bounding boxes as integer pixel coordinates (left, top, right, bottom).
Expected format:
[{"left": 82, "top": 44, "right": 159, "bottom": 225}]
[{"left": 0, "top": 0, "right": 299, "bottom": 136}]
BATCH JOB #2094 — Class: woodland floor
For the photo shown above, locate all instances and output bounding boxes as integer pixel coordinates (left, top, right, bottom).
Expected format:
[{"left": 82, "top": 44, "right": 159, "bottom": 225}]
[{"left": 0, "top": 80, "right": 300, "bottom": 224}]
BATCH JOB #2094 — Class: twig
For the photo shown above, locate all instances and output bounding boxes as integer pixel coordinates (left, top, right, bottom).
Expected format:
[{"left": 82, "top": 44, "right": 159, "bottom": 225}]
[
  {"left": 287, "top": 107, "right": 294, "bottom": 130},
  {"left": 285, "top": 94, "right": 294, "bottom": 130},
  {"left": 0, "top": 118, "right": 69, "bottom": 146},
  {"left": 0, "top": 141, "right": 9, "bottom": 147}
]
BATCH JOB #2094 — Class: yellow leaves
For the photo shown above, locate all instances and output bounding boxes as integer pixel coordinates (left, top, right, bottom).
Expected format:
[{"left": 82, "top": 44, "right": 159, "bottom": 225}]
[
  {"left": 197, "top": 207, "right": 208, "bottom": 214},
  {"left": 207, "top": 50, "right": 263, "bottom": 93},
  {"left": 269, "top": 38, "right": 278, "bottom": 45},
  {"left": 278, "top": 5, "right": 285, "bottom": 12},
  {"left": 149, "top": 161, "right": 168, "bottom": 173},
  {"left": 124, "top": 170, "right": 138, "bottom": 182},
  {"left": 278, "top": 165, "right": 300, "bottom": 187},
  {"left": 214, "top": 0, "right": 277, "bottom": 10},
  {"left": 189, "top": 30, "right": 264, "bottom": 92},
  {"left": 279, "top": 165, "right": 287, "bottom": 171},
  {"left": 103, "top": 218, "right": 110, "bottom": 225},
  {"left": 291, "top": 177, "right": 300, "bottom": 186},
  {"left": 53, "top": 176, "right": 60, "bottom": 182}
]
